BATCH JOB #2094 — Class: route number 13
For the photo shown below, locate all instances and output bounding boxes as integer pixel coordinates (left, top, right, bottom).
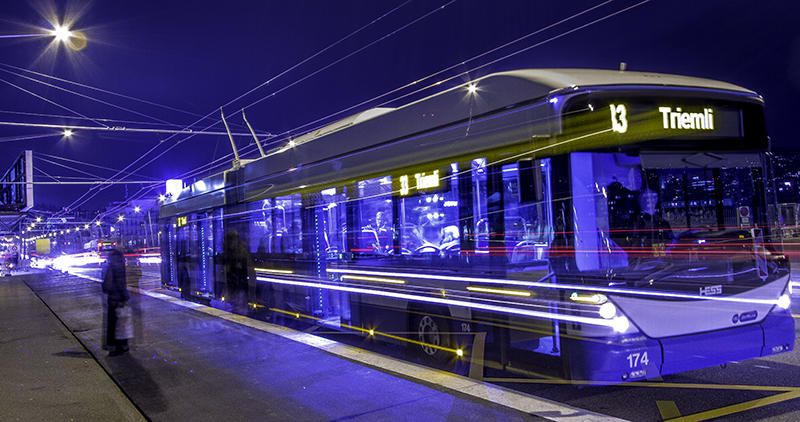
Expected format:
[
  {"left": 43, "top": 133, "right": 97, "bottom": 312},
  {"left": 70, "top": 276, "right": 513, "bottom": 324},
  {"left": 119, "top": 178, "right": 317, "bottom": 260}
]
[{"left": 627, "top": 352, "right": 649, "bottom": 368}]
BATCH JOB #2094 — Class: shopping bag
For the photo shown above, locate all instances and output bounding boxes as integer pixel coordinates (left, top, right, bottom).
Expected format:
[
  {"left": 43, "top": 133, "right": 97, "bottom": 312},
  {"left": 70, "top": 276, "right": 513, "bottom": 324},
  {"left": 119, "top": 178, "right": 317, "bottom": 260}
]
[{"left": 115, "top": 306, "right": 134, "bottom": 340}]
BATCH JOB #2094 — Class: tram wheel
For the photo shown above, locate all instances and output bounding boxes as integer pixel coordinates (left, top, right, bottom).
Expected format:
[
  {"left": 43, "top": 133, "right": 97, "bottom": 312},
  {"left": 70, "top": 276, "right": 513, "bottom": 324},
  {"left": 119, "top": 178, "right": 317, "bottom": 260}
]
[{"left": 412, "top": 309, "right": 454, "bottom": 364}]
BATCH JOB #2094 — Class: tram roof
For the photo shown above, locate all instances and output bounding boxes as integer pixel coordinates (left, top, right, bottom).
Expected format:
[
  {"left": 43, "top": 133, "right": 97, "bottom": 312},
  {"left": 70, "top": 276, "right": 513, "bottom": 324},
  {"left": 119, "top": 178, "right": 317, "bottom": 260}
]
[
  {"left": 287, "top": 68, "right": 755, "bottom": 149},
  {"left": 162, "top": 68, "right": 759, "bottom": 215},
  {"left": 493, "top": 68, "right": 755, "bottom": 95}
]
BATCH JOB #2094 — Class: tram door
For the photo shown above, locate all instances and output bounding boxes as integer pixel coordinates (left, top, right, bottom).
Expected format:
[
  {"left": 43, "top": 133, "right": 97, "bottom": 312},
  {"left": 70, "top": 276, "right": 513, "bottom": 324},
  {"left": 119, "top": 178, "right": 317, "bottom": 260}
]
[
  {"left": 175, "top": 212, "right": 218, "bottom": 299},
  {"left": 162, "top": 220, "right": 177, "bottom": 290}
]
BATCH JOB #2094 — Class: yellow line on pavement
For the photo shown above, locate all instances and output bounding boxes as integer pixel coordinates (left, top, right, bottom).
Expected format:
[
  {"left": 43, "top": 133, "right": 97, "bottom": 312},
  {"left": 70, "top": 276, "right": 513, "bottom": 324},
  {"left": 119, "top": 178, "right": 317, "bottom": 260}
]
[
  {"left": 656, "top": 401, "right": 682, "bottom": 420},
  {"left": 667, "top": 389, "right": 800, "bottom": 422},
  {"left": 483, "top": 378, "right": 800, "bottom": 392}
]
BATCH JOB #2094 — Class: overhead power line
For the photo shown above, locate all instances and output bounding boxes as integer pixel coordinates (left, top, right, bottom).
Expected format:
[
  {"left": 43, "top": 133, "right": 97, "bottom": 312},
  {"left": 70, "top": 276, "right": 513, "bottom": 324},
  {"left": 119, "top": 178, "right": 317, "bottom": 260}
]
[{"left": 0, "top": 121, "right": 264, "bottom": 137}]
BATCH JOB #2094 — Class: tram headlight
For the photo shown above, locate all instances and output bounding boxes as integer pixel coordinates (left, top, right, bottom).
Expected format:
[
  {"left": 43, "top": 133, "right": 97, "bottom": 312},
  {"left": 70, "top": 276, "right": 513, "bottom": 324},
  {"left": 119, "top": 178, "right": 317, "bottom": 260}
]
[
  {"left": 612, "top": 316, "right": 630, "bottom": 333},
  {"left": 599, "top": 302, "right": 617, "bottom": 319},
  {"left": 777, "top": 294, "right": 791, "bottom": 310}
]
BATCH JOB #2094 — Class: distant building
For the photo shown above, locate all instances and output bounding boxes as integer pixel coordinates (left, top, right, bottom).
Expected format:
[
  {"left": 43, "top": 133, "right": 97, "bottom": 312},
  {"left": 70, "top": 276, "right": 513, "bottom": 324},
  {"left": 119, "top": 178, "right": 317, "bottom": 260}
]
[{"left": 104, "top": 198, "right": 160, "bottom": 251}]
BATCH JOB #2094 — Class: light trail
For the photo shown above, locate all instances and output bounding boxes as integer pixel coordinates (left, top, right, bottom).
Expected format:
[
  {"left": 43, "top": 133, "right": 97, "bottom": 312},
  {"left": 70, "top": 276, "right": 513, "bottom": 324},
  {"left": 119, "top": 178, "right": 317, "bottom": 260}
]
[{"left": 0, "top": 34, "right": 49, "bottom": 39}]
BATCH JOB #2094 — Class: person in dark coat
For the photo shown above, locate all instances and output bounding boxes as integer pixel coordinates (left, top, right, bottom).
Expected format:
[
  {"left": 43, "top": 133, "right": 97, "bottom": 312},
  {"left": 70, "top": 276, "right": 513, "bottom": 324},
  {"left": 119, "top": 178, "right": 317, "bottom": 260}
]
[
  {"left": 223, "top": 231, "right": 254, "bottom": 314},
  {"left": 102, "top": 249, "right": 130, "bottom": 356}
]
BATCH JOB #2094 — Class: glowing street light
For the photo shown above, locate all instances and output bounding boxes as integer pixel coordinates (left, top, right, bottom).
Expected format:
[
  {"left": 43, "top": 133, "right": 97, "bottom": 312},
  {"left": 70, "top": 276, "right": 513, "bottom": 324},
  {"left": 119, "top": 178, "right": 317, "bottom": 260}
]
[
  {"left": 63, "top": 129, "right": 73, "bottom": 137},
  {"left": 51, "top": 24, "right": 72, "bottom": 43},
  {"left": 118, "top": 215, "right": 124, "bottom": 222},
  {"left": 46, "top": 21, "right": 87, "bottom": 51}
]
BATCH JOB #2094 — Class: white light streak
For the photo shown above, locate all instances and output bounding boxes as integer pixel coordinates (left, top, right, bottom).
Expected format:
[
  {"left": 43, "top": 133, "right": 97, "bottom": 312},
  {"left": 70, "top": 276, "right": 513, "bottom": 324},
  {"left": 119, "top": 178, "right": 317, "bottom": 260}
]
[
  {"left": 327, "top": 268, "right": 786, "bottom": 306},
  {"left": 257, "top": 275, "right": 619, "bottom": 329}
]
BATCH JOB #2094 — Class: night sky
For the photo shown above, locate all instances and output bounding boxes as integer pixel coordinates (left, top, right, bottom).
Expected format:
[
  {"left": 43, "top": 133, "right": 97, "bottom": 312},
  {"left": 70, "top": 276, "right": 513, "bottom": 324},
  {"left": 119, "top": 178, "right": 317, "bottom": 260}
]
[{"left": 1, "top": 0, "right": 798, "bottom": 211}]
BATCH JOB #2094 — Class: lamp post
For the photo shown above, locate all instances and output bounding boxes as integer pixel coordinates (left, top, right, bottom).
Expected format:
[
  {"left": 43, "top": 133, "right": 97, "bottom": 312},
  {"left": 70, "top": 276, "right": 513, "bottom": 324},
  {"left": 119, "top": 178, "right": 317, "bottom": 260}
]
[{"left": 118, "top": 215, "right": 124, "bottom": 249}]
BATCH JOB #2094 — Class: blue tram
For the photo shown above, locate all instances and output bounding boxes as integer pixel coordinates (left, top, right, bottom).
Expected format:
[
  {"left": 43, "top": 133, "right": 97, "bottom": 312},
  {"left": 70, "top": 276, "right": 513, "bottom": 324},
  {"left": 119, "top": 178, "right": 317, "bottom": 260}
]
[{"left": 160, "top": 69, "right": 794, "bottom": 384}]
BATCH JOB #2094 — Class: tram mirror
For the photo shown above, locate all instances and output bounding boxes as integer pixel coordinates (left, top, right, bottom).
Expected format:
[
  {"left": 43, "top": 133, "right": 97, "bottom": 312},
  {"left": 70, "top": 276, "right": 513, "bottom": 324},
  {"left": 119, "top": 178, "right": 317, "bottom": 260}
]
[{"left": 518, "top": 159, "right": 543, "bottom": 204}]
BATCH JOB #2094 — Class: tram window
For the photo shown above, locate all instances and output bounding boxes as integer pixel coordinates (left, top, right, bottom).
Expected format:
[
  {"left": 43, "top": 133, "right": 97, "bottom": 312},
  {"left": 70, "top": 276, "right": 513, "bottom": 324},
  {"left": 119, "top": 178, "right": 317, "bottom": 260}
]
[
  {"left": 251, "top": 195, "right": 303, "bottom": 255},
  {"left": 504, "top": 159, "right": 554, "bottom": 270},
  {"left": 472, "top": 159, "right": 489, "bottom": 253},
  {"left": 276, "top": 194, "right": 303, "bottom": 254},
  {"left": 319, "top": 187, "right": 347, "bottom": 258},
  {"left": 572, "top": 151, "right": 769, "bottom": 274},
  {"left": 355, "top": 176, "right": 394, "bottom": 256},
  {"left": 250, "top": 199, "right": 273, "bottom": 255},
  {"left": 572, "top": 152, "right": 643, "bottom": 271},
  {"left": 400, "top": 164, "right": 460, "bottom": 256}
]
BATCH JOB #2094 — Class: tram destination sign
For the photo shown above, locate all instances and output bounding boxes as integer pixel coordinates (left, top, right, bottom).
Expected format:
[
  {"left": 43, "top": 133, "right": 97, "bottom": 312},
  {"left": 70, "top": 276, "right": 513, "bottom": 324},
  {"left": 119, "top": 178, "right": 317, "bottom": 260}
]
[
  {"left": 394, "top": 166, "right": 451, "bottom": 196},
  {"left": 608, "top": 102, "right": 742, "bottom": 140},
  {"left": 564, "top": 97, "right": 749, "bottom": 145}
]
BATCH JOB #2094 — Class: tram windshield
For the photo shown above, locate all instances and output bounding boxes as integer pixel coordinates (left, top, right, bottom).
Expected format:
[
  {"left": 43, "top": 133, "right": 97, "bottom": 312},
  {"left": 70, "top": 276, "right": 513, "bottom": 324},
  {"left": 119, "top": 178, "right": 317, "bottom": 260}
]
[{"left": 570, "top": 151, "right": 783, "bottom": 289}]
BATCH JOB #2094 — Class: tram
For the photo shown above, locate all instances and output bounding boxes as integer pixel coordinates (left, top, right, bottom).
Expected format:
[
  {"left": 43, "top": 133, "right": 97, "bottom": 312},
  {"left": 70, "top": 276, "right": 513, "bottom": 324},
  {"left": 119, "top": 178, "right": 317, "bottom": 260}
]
[{"left": 159, "top": 68, "right": 794, "bottom": 384}]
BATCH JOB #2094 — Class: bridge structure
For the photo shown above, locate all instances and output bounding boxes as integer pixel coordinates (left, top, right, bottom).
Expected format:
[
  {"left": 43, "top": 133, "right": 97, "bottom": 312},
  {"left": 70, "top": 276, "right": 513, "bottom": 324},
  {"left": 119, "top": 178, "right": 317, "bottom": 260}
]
[{"left": 0, "top": 150, "right": 32, "bottom": 236}]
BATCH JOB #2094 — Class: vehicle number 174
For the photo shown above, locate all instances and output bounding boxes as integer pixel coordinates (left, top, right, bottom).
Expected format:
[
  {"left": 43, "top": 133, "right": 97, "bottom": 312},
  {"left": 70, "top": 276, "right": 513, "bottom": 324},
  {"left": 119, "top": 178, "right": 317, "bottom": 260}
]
[{"left": 626, "top": 352, "right": 649, "bottom": 368}]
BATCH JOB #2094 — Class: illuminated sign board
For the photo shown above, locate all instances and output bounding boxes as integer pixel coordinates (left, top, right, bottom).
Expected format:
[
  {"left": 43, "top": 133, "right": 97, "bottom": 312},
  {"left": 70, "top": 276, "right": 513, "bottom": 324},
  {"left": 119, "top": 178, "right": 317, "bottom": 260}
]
[
  {"left": 591, "top": 101, "right": 743, "bottom": 141},
  {"left": 176, "top": 216, "right": 188, "bottom": 227},
  {"left": 658, "top": 107, "right": 714, "bottom": 131},
  {"left": 396, "top": 168, "right": 448, "bottom": 196},
  {"left": 563, "top": 95, "right": 766, "bottom": 151}
]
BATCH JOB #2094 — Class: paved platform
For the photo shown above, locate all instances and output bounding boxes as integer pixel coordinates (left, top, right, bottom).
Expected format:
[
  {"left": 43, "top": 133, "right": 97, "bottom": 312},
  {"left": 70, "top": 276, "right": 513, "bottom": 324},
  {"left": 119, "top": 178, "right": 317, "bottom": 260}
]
[
  {"left": 2, "top": 270, "right": 626, "bottom": 422},
  {"left": 0, "top": 275, "right": 146, "bottom": 421}
]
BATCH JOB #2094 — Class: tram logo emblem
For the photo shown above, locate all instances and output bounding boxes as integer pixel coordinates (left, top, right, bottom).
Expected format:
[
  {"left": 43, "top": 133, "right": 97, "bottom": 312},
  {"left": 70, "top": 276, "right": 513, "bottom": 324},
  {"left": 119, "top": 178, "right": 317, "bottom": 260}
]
[
  {"left": 732, "top": 310, "right": 758, "bottom": 324},
  {"left": 699, "top": 285, "right": 722, "bottom": 296}
]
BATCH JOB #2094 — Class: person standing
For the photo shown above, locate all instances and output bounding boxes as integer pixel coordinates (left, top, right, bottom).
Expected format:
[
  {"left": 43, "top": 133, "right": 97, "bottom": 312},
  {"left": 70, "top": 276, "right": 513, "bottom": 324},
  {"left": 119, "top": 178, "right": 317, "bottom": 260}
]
[{"left": 102, "top": 249, "right": 130, "bottom": 356}]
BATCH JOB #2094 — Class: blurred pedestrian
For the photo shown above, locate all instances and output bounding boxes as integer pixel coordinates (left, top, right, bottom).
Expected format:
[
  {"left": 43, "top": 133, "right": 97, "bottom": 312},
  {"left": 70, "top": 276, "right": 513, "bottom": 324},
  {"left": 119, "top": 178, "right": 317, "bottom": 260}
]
[
  {"left": 102, "top": 249, "right": 130, "bottom": 356},
  {"left": 223, "top": 230, "right": 254, "bottom": 314}
]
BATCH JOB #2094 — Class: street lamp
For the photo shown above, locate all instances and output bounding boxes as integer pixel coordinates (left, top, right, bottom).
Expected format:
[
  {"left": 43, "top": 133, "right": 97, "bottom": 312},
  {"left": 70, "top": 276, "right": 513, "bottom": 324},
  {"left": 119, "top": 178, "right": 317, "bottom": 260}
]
[
  {"left": 48, "top": 22, "right": 87, "bottom": 51},
  {"left": 51, "top": 24, "right": 71, "bottom": 42}
]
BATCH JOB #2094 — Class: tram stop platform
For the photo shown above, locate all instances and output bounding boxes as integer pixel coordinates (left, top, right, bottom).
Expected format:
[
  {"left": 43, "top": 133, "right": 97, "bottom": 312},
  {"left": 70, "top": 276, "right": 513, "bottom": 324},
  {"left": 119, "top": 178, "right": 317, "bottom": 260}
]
[{"left": 0, "top": 270, "right": 626, "bottom": 422}]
